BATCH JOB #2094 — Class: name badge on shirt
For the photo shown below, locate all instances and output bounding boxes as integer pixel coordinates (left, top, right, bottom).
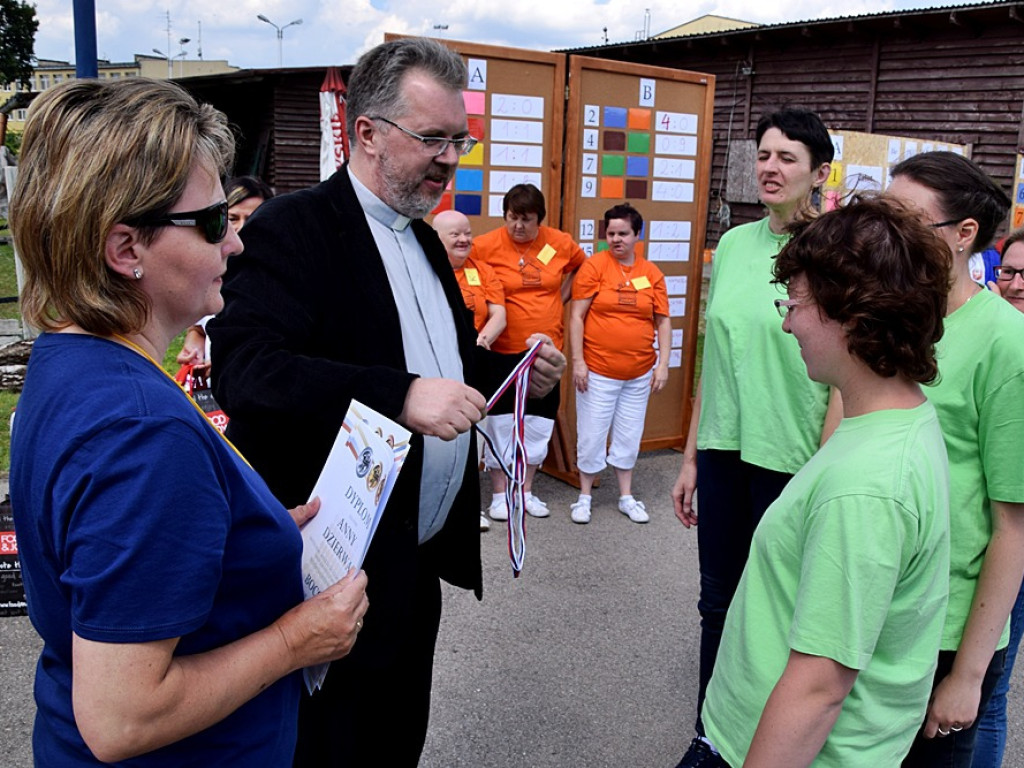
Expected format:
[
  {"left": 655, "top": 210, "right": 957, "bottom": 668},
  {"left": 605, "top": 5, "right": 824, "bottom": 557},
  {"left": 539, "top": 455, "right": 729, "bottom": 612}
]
[
  {"left": 464, "top": 268, "right": 482, "bottom": 286},
  {"left": 536, "top": 244, "right": 557, "bottom": 266},
  {"left": 631, "top": 275, "right": 652, "bottom": 290}
]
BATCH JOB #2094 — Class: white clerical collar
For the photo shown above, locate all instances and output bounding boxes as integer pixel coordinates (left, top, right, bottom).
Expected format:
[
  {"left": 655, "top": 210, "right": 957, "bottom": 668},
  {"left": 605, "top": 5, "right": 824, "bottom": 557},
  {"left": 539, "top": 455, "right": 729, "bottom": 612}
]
[{"left": 348, "top": 167, "right": 412, "bottom": 232}]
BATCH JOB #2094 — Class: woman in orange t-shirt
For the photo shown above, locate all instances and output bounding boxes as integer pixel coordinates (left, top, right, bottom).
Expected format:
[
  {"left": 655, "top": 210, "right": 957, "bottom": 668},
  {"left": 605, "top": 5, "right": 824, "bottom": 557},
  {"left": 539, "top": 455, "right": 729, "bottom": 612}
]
[
  {"left": 433, "top": 210, "right": 506, "bottom": 349},
  {"left": 473, "top": 184, "right": 585, "bottom": 522},
  {"left": 568, "top": 203, "right": 670, "bottom": 525},
  {"left": 433, "top": 209, "right": 507, "bottom": 533}
]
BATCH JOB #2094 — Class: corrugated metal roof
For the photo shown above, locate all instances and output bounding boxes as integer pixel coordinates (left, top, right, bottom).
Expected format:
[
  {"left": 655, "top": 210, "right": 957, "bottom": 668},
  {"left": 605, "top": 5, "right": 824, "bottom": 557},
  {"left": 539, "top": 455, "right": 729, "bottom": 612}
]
[{"left": 562, "top": 0, "right": 1020, "bottom": 52}]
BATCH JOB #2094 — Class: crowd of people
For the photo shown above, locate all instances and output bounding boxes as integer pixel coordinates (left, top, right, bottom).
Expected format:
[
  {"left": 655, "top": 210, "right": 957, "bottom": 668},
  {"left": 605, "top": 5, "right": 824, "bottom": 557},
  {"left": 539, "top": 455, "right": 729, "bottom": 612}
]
[{"left": 7, "top": 34, "right": 1024, "bottom": 768}]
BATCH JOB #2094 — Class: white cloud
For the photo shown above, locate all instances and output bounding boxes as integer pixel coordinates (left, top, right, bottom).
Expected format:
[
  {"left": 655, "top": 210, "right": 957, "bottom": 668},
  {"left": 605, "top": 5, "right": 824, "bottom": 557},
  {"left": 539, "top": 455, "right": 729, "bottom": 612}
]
[{"left": 28, "top": 0, "right": 957, "bottom": 70}]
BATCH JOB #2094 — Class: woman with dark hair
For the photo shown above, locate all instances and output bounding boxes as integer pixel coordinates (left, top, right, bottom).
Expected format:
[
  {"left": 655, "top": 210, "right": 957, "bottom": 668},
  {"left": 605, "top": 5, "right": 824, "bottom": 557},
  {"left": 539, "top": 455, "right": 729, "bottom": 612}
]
[
  {"left": 8, "top": 78, "right": 367, "bottom": 765},
  {"left": 176, "top": 176, "right": 275, "bottom": 370},
  {"left": 567, "top": 203, "right": 670, "bottom": 524},
  {"left": 226, "top": 175, "right": 275, "bottom": 231},
  {"left": 679, "top": 196, "right": 952, "bottom": 768},
  {"left": 972, "top": 227, "right": 1024, "bottom": 767},
  {"left": 671, "top": 108, "right": 839, "bottom": 752},
  {"left": 887, "top": 152, "right": 1024, "bottom": 768},
  {"left": 474, "top": 183, "right": 585, "bottom": 521}
]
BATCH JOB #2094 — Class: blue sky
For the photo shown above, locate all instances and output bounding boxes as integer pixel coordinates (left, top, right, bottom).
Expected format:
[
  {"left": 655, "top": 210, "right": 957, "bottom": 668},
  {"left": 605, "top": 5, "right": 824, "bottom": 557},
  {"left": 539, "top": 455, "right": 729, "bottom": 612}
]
[{"left": 32, "top": 0, "right": 969, "bottom": 70}]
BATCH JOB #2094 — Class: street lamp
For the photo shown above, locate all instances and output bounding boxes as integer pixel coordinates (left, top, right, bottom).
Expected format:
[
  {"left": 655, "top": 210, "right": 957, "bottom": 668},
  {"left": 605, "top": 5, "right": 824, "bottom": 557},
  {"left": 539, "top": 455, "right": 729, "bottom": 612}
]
[
  {"left": 153, "top": 48, "right": 171, "bottom": 78},
  {"left": 257, "top": 14, "right": 302, "bottom": 68},
  {"left": 177, "top": 38, "right": 191, "bottom": 78}
]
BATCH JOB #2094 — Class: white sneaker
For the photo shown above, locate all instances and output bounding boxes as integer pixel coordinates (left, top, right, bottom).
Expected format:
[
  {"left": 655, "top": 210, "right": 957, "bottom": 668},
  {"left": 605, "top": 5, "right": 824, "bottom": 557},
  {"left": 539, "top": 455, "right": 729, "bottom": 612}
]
[
  {"left": 570, "top": 497, "right": 592, "bottom": 524},
  {"left": 480, "top": 514, "right": 491, "bottom": 531},
  {"left": 487, "top": 499, "right": 509, "bottom": 521},
  {"left": 618, "top": 496, "right": 649, "bottom": 524},
  {"left": 525, "top": 492, "right": 550, "bottom": 518}
]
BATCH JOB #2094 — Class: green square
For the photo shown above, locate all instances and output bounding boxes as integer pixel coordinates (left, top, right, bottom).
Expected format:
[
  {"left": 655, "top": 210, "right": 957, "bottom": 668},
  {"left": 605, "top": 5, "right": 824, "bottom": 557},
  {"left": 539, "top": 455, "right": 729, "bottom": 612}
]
[
  {"left": 601, "top": 155, "right": 625, "bottom": 176},
  {"left": 596, "top": 241, "right": 610, "bottom": 251},
  {"left": 627, "top": 132, "right": 651, "bottom": 153}
]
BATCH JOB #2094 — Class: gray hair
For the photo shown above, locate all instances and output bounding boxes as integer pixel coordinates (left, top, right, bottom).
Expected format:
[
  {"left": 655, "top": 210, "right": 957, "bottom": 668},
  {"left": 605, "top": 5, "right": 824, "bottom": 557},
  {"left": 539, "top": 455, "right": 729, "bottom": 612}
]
[{"left": 346, "top": 37, "right": 467, "bottom": 141}]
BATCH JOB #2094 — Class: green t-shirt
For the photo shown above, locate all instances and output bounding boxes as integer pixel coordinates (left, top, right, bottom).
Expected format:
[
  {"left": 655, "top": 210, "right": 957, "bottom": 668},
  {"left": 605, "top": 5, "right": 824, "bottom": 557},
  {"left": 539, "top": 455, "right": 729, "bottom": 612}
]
[
  {"left": 704, "top": 403, "right": 950, "bottom": 767},
  {"left": 926, "top": 289, "right": 1024, "bottom": 650},
  {"left": 697, "top": 217, "right": 829, "bottom": 473}
]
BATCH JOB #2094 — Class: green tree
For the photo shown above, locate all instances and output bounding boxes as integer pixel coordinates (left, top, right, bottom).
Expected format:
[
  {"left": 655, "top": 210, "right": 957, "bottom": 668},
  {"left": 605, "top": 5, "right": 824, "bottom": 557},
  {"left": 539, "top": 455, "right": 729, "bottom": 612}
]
[
  {"left": 0, "top": 0, "right": 38, "bottom": 89},
  {"left": 4, "top": 128, "right": 21, "bottom": 155}
]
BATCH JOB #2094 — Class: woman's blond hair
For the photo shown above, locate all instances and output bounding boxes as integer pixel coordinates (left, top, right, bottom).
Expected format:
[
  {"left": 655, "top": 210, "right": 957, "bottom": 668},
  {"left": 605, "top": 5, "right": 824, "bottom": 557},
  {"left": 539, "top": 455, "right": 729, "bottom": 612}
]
[{"left": 9, "top": 78, "right": 234, "bottom": 335}]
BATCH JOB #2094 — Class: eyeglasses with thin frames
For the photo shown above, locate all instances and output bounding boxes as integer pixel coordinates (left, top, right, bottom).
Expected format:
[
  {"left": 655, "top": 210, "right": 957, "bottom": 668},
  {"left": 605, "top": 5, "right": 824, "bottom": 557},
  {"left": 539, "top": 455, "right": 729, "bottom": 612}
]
[
  {"left": 129, "top": 201, "right": 230, "bottom": 244},
  {"left": 930, "top": 218, "right": 962, "bottom": 230},
  {"left": 370, "top": 116, "right": 478, "bottom": 157},
  {"left": 774, "top": 298, "right": 804, "bottom": 318},
  {"left": 994, "top": 265, "right": 1024, "bottom": 282}
]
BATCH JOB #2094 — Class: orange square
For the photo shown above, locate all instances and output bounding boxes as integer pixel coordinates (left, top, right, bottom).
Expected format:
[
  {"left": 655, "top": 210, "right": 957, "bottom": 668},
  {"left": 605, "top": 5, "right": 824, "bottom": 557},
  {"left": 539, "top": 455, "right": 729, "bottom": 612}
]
[
  {"left": 600, "top": 177, "right": 624, "bottom": 198},
  {"left": 432, "top": 193, "right": 453, "bottom": 215},
  {"left": 1014, "top": 207, "right": 1024, "bottom": 229},
  {"left": 628, "top": 108, "right": 651, "bottom": 130},
  {"left": 635, "top": 241, "right": 645, "bottom": 260}
]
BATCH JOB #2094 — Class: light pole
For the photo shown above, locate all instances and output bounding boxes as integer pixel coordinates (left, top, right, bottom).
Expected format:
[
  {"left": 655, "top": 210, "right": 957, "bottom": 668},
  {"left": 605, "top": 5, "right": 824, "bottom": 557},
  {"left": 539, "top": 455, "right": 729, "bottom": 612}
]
[
  {"left": 257, "top": 14, "right": 302, "bottom": 68},
  {"left": 152, "top": 48, "right": 171, "bottom": 78},
  {"left": 177, "top": 37, "right": 190, "bottom": 78}
]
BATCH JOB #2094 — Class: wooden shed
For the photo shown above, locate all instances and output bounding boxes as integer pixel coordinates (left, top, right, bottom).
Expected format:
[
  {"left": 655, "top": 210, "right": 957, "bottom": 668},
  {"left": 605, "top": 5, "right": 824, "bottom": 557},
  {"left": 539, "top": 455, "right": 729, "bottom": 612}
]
[
  {"left": 180, "top": 66, "right": 349, "bottom": 195},
  {"left": 567, "top": 1, "right": 1024, "bottom": 242}
]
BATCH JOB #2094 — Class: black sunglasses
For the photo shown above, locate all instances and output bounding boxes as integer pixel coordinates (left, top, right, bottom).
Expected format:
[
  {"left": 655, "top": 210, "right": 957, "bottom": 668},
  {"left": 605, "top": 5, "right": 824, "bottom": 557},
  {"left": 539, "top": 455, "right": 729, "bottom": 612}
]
[{"left": 130, "top": 201, "right": 230, "bottom": 244}]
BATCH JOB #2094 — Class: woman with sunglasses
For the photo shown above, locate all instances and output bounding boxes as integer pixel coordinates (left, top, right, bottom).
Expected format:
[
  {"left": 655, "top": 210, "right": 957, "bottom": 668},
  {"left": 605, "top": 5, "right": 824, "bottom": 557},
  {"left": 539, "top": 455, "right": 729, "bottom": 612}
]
[
  {"left": 9, "top": 78, "right": 368, "bottom": 766},
  {"left": 886, "top": 152, "right": 1024, "bottom": 768}
]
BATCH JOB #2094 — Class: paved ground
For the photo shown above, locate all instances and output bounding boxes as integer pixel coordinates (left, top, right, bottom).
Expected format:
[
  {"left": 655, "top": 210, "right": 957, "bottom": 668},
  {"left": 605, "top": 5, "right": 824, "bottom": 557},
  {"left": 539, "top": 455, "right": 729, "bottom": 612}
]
[{"left": 3, "top": 452, "right": 1023, "bottom": 766}]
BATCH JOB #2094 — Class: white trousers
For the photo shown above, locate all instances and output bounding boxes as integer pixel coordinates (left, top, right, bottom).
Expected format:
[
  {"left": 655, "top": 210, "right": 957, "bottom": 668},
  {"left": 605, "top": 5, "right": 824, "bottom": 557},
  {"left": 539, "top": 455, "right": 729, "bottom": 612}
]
[
  {"left": 575, "top": 370, "right": 652, "bottom": 475},
  {"left": 481, "top": 414, "right": 554, "bottom": 469}
]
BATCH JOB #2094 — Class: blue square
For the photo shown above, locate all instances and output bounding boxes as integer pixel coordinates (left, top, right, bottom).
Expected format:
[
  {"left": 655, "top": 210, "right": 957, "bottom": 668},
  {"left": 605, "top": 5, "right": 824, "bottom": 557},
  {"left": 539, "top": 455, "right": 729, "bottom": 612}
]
[
  {"left": 626, "top": 156, "right": 650, "bottom": 177},
  {"left": 604, "top": 106, "right": 627, "bottom": 128},
  {"left": 454, "top": 194, "right": 482, "bottom": 216},
  {"left": 456, "top": 168, "right": 484, "bottom": 192}
]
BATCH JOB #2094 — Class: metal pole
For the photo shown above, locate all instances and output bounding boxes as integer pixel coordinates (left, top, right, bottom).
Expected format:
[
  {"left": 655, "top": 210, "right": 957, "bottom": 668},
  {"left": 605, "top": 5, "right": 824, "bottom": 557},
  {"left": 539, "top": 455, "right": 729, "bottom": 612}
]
[{"left": 72, "top": 0, "right": 99, "bottom": 79}]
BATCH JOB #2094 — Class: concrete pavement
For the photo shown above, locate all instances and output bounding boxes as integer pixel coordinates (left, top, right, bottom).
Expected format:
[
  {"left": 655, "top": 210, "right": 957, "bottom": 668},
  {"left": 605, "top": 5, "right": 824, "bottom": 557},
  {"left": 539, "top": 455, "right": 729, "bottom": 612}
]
[{"left": 3, "top": 451, "right": 1023, "bottom": 766}]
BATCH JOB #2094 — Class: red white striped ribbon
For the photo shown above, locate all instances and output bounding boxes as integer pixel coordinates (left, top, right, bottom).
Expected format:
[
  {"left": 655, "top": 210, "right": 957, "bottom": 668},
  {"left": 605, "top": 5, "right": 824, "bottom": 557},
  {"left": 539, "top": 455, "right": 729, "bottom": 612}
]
[{"left": 476, "top": 340, "right": 542, "bottom": 576}]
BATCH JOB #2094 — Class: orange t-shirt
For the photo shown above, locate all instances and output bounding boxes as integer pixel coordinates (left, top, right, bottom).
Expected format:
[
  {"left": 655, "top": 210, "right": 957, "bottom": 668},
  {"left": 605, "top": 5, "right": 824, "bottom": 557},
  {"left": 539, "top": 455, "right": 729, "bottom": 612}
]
[
  {"left": 473, "top": 225, "right": 586, "bottom": 353},
  {"left": 571, "top": 250, "right": 669, "bottom": 380},
  {"left": 453, "top": 256, "right": 505, "bottom": 332}
]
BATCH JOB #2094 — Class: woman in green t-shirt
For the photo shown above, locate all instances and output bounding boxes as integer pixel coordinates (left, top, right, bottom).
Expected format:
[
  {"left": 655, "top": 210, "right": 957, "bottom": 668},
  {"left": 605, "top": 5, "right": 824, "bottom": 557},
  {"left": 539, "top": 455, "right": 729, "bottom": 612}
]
[
  {"left": 888, "top": 152, "right": 1024, "bottom": 768},
  {"left": 670, "top": 108, "right": 839, "bottom": 747},
  {"left": 678, "top": 196, "right": 952, "bottom": 768}
]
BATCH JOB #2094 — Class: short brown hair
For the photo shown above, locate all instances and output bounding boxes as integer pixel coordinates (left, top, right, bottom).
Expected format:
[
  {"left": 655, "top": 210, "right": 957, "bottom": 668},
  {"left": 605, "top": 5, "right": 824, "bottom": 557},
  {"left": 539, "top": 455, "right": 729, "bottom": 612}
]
[
  {"left": 502, "top": 184, "right": 546, "bottom": 223},
  {"left": 1001, "top": 226, "right": 1024, "bottom": 257},
  {"left": 773, "top": 195, "right": 950, "bottom": 384},
  {"left": 10, "top": 78, "right": 234, "bottom": 335}
]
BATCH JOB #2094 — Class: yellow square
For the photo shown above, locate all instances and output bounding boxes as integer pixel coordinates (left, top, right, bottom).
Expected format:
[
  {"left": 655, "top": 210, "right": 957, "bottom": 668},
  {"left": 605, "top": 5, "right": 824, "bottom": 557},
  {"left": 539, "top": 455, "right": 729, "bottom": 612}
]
[
  {"left": 631, "top": 275, "right": 652, "bottom": 290},
  {"left": 537, "top": 244, "right": 557, "bottom": 265}
]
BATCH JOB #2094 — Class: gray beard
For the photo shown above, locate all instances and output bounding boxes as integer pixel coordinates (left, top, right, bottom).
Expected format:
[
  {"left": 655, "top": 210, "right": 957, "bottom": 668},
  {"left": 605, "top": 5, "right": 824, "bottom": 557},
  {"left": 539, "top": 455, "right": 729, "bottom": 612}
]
[{"left": 378, "top": 151, "right": 449, "bottom": 219}]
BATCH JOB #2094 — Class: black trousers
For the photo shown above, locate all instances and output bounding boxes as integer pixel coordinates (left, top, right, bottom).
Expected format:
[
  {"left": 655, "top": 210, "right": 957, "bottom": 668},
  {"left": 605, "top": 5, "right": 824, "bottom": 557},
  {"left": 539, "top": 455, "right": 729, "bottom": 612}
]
[
  {"left": 693, "top": 450, "right": 792, "bottom": 735},
  {"left": 292, "top": 568, "right": 443, "bottom": 767}
]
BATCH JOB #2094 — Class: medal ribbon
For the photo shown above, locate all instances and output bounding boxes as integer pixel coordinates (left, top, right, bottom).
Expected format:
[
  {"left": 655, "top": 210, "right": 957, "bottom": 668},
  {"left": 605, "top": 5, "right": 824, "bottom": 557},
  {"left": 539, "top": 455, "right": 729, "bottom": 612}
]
[
  {"left": 475, "top": 339, "right": 543, "bottom": 576},
  {"left": 113, "top": 334, "right": 251, "bottom": 467}
]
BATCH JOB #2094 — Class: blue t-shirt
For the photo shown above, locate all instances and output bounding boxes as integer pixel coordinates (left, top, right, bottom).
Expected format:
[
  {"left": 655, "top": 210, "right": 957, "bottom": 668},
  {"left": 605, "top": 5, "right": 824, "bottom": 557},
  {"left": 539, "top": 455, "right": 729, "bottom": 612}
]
[{"left": 11, "top": 334, "right": 303, "bottom": 766}]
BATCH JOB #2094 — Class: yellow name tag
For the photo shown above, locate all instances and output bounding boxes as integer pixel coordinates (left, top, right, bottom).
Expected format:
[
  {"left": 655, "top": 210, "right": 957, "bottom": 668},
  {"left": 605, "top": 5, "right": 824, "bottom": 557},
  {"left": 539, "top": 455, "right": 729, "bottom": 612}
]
[
  {"left": 464, "top": 268, "right": 481, "bottom": 286},
  {"left": 536, "top": 244, "right": 557, "bottom": 265},
  {"left": 631, "top": 275, "right": 652, "bottom": 290}
]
